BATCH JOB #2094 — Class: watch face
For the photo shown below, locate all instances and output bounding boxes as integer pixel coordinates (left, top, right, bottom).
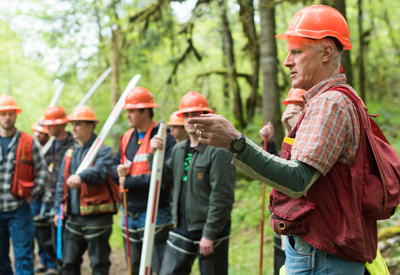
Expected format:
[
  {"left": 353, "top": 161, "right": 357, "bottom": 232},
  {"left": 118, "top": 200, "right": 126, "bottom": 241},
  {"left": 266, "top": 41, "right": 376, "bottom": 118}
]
[{"left": 233, "top": 140, "right": 244, "bottom": 151}]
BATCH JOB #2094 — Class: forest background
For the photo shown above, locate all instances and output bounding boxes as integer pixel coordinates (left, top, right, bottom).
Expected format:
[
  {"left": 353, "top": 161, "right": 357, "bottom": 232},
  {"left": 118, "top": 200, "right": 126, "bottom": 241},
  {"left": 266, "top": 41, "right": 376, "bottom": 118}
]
[{"left": 1, "top": 0, "right": 400, "bottom": 274}]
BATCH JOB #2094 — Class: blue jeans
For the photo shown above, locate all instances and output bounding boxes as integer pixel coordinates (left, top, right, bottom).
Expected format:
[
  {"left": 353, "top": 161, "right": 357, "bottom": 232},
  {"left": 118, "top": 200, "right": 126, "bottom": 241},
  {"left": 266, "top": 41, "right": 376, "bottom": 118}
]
[
  {"left": 285, "top": 235, "right": 365, "bottom": 275},
  {"left": 121, "top": 208, "right": 172, "bottom": 229},
  {"left": 0, "top": 201, "right": 34, "bottom": 275}
]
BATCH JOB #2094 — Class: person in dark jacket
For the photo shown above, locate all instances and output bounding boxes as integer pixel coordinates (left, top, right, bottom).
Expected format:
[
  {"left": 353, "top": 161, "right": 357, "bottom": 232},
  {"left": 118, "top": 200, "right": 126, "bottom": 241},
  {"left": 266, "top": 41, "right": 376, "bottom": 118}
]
[
  {"left": 156, "top": 91, "right": 235, "bottom": 275},
  {"left": 32, "top": 106, "right": 75, "bottom": 275},
  {"left": 111, "top": 87, "right": 175, "bottom": 274},
  {"left": 52, "top": 106, "right": 118, "bottom": 275}
]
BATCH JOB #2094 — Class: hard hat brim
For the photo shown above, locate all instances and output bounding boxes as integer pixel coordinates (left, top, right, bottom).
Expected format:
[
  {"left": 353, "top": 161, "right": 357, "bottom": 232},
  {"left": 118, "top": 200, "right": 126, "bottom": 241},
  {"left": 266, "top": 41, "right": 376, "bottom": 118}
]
[
  {"left": 176, "top": 107, "right": 215, "bottom": 118},
  {"left": 123, "top": 103, "right": 159, "bottom": 110},
  {"left": 68, "top": 118, "right": 100, "bottom": 123},
  {"left": 275, "top": 32, "right": 352, "bottom": 50},
  {"left": 31, "top": 125, "right": 49, "bottom": 134},
  {"left": 0, "top": 107, "right": 22, "bottom": 114},
  {"left": 42, "top": 118, "right": 69, "bottom": 126}
]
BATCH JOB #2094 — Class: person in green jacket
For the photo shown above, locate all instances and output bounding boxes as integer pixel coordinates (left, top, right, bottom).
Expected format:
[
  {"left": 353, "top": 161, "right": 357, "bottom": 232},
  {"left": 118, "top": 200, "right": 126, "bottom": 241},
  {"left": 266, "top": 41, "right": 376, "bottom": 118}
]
[{"left": 153, "top": 91, "right": 236, "bottom": 275}]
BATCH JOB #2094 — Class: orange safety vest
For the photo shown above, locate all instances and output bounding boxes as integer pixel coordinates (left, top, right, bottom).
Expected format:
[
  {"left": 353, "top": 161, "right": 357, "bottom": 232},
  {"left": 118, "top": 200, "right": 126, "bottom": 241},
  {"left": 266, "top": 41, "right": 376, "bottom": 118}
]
[
  {"left": 62, "top": 148, "right": 121, "bottom": 215},
  {"left": 120, "top": 121, "right": 156, "bottom": 177},
  {"left": 11, "top": 132, "right": 35, "bottom": 198}
]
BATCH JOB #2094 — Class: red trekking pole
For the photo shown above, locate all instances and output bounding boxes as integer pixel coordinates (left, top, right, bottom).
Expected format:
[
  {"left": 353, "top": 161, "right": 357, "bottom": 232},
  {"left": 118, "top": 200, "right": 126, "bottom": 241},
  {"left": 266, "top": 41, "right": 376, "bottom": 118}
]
[{"left": 259, "top": 137, "right": 267, "bottom": 275}]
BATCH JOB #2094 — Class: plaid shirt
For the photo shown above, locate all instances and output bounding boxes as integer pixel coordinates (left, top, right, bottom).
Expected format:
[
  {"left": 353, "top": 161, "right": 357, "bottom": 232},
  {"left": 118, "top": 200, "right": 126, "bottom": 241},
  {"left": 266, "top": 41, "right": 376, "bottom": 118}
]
[
  {"left": 291, "top": 74, "right": 360, "bottom": 176},
  {"left": 44, "top": 132, "right": 74, "bottom": 194},
  {"left": 0, "top": 130, "right": 48, "bottom": 212}
]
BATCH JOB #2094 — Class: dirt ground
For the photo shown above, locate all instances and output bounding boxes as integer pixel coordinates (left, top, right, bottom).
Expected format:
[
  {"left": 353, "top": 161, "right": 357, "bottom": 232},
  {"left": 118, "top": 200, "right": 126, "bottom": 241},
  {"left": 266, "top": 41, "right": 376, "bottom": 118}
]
[{"left": 10, "top": 244, "right": 128, "bottom": 274}]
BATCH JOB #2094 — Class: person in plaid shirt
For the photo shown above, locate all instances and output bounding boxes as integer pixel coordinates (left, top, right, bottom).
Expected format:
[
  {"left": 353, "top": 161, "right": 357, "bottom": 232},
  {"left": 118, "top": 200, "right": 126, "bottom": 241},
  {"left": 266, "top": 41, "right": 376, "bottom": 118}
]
[
  {"left": 0, "top": 94, "right": 48, "bottom": 275},
  {"left": 189, "top": 5, "right": 375, "bottom": 275}
]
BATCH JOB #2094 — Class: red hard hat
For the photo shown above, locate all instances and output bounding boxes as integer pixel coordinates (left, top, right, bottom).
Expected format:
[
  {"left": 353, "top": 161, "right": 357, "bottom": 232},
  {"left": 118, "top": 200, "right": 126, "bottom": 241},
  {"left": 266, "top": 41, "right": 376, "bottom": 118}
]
[
  {"left": 167, "top": 111, "right": 184, "bottom": 126},
  {"left": 31, "top": 116, "right": 49, "bottom": 134},
  {"left": 176, "top": 91, "right": 214, "bottom": 117},
  {"left": 123, "top": 87, "right": 159, "bottom": 110},
  {"left": 68, "top": 106, "right": 99, "bottom": 123},
  {"left": 0, "top": 94, "right": 21, "bottom": 114},
  {"left": 276, "top": 5, "right": 352, "bottom": 50},
  {"left": 42, "top": 105, "right": 69, "bottom": 125},
  {"left": 282, "top": 88, "right": 306, "bottom": 105}
]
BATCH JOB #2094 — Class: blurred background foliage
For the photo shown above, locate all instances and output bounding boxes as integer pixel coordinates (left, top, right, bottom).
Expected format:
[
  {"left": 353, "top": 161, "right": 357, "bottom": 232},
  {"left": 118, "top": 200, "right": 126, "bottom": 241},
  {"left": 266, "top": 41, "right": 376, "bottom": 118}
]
[{"left": 1, "top": 0, "right": 399, "bottom": 273}]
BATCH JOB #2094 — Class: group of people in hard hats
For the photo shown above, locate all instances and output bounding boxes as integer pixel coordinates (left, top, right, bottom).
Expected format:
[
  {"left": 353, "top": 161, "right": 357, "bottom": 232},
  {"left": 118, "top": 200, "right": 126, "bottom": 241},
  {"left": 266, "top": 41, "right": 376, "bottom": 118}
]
[
  {"left": 0, "top": 86, "right": 238, "bottom": 275},
  {"left": 0, "top": 4, "right": 389, "bottom": 275}
]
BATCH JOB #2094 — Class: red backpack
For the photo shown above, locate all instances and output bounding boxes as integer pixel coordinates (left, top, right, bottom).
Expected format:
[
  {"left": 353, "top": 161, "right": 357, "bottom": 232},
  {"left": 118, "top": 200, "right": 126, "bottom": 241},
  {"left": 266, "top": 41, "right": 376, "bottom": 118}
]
[{"left": 333, "top": 86, "right": 400, "bottom": 220}]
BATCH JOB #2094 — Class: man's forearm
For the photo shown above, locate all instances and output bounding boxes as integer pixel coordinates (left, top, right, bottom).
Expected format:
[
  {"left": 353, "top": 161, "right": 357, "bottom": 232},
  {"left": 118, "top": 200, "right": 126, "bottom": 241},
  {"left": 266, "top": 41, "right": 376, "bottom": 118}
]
[{"left": 233, "top": 138, "right": 320, "bottom": 198}]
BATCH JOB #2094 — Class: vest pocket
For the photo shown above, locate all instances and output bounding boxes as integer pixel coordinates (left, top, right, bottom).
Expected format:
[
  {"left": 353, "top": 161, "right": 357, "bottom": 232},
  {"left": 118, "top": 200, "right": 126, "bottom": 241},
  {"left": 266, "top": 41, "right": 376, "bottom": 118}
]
[
  {"left": 12, "top": 179, "right": 34, "bottom": 198},
  {"left": 81, "top": 182, "right": 110, "bottom": 205},
  {"left": 269, "top": 189, "right": 315, "bottom": 235}
]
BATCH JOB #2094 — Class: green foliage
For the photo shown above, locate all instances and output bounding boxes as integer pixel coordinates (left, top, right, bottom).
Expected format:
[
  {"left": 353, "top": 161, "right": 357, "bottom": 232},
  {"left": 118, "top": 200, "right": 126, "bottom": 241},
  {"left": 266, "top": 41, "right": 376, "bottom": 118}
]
[
  {"left": 0, "top": 20, "right": 55, "bottom": 132},
  {"left": 2, "top": 0, "right": 400, "bottom": 272},
  {"left": 110, "top": 212, "right": 124, "bottom": 250}
]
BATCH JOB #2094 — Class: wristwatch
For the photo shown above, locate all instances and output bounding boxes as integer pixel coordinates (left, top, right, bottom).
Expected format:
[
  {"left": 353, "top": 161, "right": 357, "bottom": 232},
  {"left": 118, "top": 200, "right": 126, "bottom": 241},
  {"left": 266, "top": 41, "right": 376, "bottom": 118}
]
[{"left": 230, "top": 134, "right": 246, "bottom": 154}]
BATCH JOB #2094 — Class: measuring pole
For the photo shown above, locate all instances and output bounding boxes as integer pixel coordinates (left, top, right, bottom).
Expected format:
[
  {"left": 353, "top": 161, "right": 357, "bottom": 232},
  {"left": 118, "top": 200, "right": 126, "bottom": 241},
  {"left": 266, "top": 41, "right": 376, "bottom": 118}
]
[
  {"left": 75, "top": 74, "right": 141, "bottom": 174},
  {"left": 41, "top": 68, "right": 112, "bottom": 156},
  {"left": 76, "top": 67, "right": 112, "bottom": 107},
  {"left": 49, "top": 82, "right": 65, "bottom": 107},
  {"left": 139, "top": 122, "right": 167, "bottom": 275}
]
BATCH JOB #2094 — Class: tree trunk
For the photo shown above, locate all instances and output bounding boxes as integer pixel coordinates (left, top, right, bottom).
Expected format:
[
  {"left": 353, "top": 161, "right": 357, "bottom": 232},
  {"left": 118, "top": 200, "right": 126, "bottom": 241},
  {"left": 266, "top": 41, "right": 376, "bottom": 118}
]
[
  {"left": 358, "top": 0, "right": 366, "bottom": 102},
  {"left": 259, "top": 0, "right": 284, "bottom": 147},
  {"left": 321, "top": 0, "right": 354, "bottom": 87},
  {"left": 219, "top": 0, "right": 245, "bottom": 128},
  {"left": 221, "top": 37, "right": 230, "bottom": 107},
  {"left": 238, "top": 0, "right": 259, "bottom": 125}
]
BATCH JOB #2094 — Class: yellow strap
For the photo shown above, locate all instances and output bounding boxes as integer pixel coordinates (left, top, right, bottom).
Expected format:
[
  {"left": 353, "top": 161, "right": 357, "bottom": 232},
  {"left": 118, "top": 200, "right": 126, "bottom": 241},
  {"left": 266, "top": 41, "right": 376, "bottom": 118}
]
[
  {"left": 365, "top": 249, "right": 390, "bottom": 275},
  {"left": 283, "top": 137, "right": 295, "bottom": 145}
]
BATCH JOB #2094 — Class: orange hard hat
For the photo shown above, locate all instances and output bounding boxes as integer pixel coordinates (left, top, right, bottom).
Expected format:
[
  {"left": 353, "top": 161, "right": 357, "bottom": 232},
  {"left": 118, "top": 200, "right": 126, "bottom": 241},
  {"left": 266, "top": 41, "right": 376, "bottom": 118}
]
[
  {"left": 123, "top": 87, "right": 159, "bottom": 110},
  {"left": 0, "top": 94, "right": 21, "bottom": 114},
  {"left": 42, "top": 105, "right": 68, "bottom": 125},
  {"left": 167, "top": 111, "right": 184, "bottom": 126},
  {"left": 176, "top": 91, "right": 214, "bottom": 117},
  {"left": 68, "top": 106, "right": 99, "bottom": 123},
  {"left": 276, "top": 5, "right": 352, "bottom": 50},
  {"left": 282, "top": 88, "right": 306, "bottom": 105},
  {"left": 31, "top": 116, "right": 49, "bottom": 134}
]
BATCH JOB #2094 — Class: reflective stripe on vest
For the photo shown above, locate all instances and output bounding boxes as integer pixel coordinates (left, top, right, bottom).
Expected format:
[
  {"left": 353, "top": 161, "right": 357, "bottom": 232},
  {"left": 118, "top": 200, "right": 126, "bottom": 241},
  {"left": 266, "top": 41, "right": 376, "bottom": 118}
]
[
  {"left": 120, "top": 121, "right": 156, "bottom": 177},
  {"left": 62, "top": 148, "right": 120, "bottom": 215}
]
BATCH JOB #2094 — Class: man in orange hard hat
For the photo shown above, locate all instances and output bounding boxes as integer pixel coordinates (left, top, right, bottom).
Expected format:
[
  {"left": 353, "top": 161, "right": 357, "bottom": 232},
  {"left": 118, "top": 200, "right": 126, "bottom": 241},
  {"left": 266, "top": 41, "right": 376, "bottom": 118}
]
[
  {"left": 51, "top": 106, "right": 119, "bottom": 274},
  {"left": 0, "top": 94, "right": 48, "bottom": 275},
  {"left": 189, "top": 5, "right": 375, "bottom": 274},
  {"left": 166, "top": 111, "right": 187, "bottom": 143},
  {"left": 32, "top": 117, "right": 50, "bottom": 147},
  {"left": 157, "top": 92, "right": 235, "bottom": 275},
  {"left": 32, "top": 105, "right": 75, "bottom": 274},
  {"left": 112, "top": 87, "right": 176, "bottom": 274}
]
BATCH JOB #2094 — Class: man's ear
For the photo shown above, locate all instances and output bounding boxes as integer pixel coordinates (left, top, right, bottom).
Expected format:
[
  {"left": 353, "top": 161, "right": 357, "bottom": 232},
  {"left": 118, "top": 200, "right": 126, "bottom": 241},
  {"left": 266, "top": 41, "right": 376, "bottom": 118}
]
[{"left": 322, "top": 44, "right": 334, "bottom": 63}]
